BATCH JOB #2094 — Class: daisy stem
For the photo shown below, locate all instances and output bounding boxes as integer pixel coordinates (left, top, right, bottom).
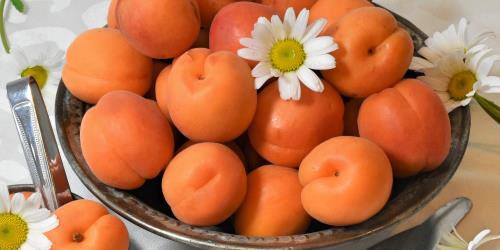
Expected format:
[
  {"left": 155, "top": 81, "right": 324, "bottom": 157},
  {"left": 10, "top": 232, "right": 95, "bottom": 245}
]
[
  {"left": 474, "top": 93, "right": 500, "bottom": 124},
  {"left": 0, "top": 0, "right": 10, "bottom": 53}
]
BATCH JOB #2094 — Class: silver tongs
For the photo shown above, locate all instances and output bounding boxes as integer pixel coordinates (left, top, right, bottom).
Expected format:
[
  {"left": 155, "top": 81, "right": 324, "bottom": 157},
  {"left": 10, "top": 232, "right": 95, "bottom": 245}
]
[{"left": 6, "top": 77, "right": 72, "bottom": 211}]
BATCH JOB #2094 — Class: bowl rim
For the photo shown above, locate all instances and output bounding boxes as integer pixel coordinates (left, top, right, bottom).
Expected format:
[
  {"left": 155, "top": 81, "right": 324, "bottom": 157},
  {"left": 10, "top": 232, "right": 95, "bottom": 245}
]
[{"left": 54, "top": 7, "right": 471, "bottom": 250}]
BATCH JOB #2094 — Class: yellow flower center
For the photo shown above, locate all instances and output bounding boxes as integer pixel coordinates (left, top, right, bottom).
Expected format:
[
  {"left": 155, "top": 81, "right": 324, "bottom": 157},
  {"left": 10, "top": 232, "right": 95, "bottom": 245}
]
[
  {"left": 20, "top": 65, "right": 48, "bottom": 89},
  {"left": 0, "top": 213, "right": 28, "bottom": 250},
  {"left": 270, "top": 39, "right": 306, "bottom": 73},
  {"left": 448, "top": 70, "right": 477, "bottom": 101}
]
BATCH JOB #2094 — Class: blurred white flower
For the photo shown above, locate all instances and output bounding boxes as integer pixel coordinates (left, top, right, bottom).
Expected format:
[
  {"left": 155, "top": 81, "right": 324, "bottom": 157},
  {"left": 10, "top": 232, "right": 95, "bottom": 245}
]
[
  {"left": 436, "top": 228, "right": 500, "bottom": 250},
  {"left": 0, "top": 182, "right": 59, "bottom": 250},
  {"left": 0, "top": 41, "right": 64, "bottom": 114}
]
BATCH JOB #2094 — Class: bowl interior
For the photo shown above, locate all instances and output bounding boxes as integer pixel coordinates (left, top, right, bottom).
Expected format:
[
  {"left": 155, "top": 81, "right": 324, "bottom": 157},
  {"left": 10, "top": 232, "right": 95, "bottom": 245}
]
[{"left": 54, "top": 10, "right": 471, "bottom": 250}]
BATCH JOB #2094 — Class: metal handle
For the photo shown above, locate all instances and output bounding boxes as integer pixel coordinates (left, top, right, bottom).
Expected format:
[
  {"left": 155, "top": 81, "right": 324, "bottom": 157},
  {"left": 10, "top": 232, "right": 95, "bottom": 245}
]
[{"left": 6, "top": 77, "right": 72, "bottom": 211}]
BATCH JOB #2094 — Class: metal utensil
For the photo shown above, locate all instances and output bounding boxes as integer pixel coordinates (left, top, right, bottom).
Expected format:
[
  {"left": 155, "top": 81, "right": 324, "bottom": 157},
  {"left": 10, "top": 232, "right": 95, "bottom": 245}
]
[
  {"left": 6, "top": 77, "right": 72, "bottom": 211},
  {"left": 369, "top": 197, "right": 472, "bottom": 250}
]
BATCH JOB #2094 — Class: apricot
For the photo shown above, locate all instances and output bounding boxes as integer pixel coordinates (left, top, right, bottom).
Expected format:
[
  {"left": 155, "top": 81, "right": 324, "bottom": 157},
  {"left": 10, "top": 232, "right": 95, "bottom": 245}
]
[
  {"left": 310, "top": 0, "right": 373, "bottom": 30},
  {"left": 63, "top": 28, "right": 152, "bottom": 104},
  {"left": 155, "top": 64, "right": 172, "bottom": 121},
  {"left": 358, "top": 79, "right": 451, "bottom": 178},
  {"left": 343, "top": 98, "right": 364, "bottom": 136},
  {"left": 166, "top": 48, "right": 256, "bottom": 142},
  {"left": 299, "top": 136, "right": 393, "bottom": 226},
  {"left": 321, "top": 7, "right": 414, "bottom": 98},
  {"left": 234, "top": 165, "right": 310, "bottom": 236},
  {"left": 117, "top": 0, "right": 201, "bottom": 59},
  {"left": 209, "top": 2, "right": 276, "bottom": 66},
  {"left": 107, "top": 0, "right": 119, "bottom": 28},
  {"left": 196, "top": 0, "right": 243, "bottom": 29},
  {"left": 248, "top": 80, "right": 344, "bottom": 168},
  {"left": 178, "top": 140, "right": 246, "bottom": 164},
  {"left": 46, "top": 200, "right": 128, "bottom": 250},
  {"left": 259, "top": 0, "right": 317, "bottom": 17},
  {"left": 162, "top": 143, "right": 247, "bottom": 226},
  {"left": 80, "top": 91, "right": 174, "bottom": 189}
]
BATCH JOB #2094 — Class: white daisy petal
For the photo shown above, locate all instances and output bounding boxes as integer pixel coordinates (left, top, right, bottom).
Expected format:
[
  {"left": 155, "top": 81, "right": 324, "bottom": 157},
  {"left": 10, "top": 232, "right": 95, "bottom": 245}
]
[
  {"left": 29, "top": 214, "right": 59, "bottom": 232},
  {"left": 469, "top": 31, "right": 496, "bottom": 48},
  {"left": 418, "top": 47, "right": 442, "bottom": 64},
  {"left": 301, "top": 18, "right": 327, "bottom": 43},
  {"left": 477, "top": 54, "right": 500, "bottom": 78},
  {"left": 10, "top": 193, "right": 26, "bottom": 214},
  {"left": 0, "top": 182, "right": 10, "bottom": 213},
  {"left": 251, "top": 22, "right": 274, "bottom": 48},
  {"left": 20, "top": 244, "right": 37, "bottom": 250},
  {"left": 436, "top": 92, "right": 451, "bottom": 103},
  {"left": 480, "top": 76, "right": 500, "bottom": 93},
  {"left": 26, "top": 231, "right": 52, "bottom": 250},
  {"left": 297, "top": 66, "right": 324, "bottom": 92},
  {"left": 418, "top": 76, "right": 449, "bottom": 92},
  {"left": 255, "top": 74, "right": 274, "bottom": 89},
  {"left": 410, "top": 57, "right": 434, "bottom": 71},
  {"left": 283, "top": 7, "right": 296, "bottom": 33},
  {"left": 467, "top": 44, "right": 488, "bottom": 56},
  {"left": 304, "top": 36, "right": 338, "bottom": 56},
  {"left": 278, "top": 72, "right": 301, "bottom": 100},
  {"left": 237, "top": 48, "right": 268, "bottom": 62},
  {"left": 240, "top": 38, "right": 269, "bottom": 51},
  {"left": 305, "top": 54, "right": 336, "bottom": 70},
  {"left": 22, "top": 208, "right": 52, "bottom": 223},
  {"left": 467, "top": 48, "right": 492, "bottom": 71},
  {"left": 290, "top": 8, "right": 309, "bottom": 41},
  {"left": 21, "top": 192, "right": 43, "bottom": 215},
  {"left": 270, "top": 15, "right": 286, "bottom": 41},
  {"left": 252, "top": 62, "right": 273, "bottom": 78}
]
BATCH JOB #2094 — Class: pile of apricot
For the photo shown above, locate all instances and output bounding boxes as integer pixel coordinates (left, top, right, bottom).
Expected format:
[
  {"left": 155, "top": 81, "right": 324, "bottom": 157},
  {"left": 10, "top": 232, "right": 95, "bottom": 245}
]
[{"left": 62, "top": 0, "right": 452, "bottom": 237}]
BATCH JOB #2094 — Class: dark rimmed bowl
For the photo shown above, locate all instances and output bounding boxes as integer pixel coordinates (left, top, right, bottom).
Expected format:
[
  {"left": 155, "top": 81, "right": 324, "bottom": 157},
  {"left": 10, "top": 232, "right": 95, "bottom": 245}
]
[
  {"left": 7, "top": 185, "right": 81, "bottom": 200},
  {"left": 54, "top": 10, "right": 471, "bottom": 250}
]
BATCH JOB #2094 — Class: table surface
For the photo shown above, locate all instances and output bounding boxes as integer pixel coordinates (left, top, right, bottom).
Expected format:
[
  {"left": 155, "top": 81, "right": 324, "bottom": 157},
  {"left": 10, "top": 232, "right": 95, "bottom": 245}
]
[{"left": 0, "top": 0, "right": 499, "bottom": 249}]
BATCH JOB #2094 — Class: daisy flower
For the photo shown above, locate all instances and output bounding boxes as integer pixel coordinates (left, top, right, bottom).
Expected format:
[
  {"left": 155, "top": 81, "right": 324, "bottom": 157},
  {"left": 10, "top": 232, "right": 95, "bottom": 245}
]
[
  {"left": 414, "top": 49, "right": 500, "bottom": 113},
  {"left": 436, "top": 228, "right": 500, "bottom": 250},
  {"left": 0, "top": 182, "right": 59, "bottom": 250},
  {"left": 410, "top": 18, "right": 494, "bottom": 70},
  {"left": 0, "top": 41, "right": 64, "bottom": 114},
  {"left": 410, "top": 18, "right": 500, "bottom": 123},
  {"left": 238, "top": 7, "right": 338, "bottom": 100}
]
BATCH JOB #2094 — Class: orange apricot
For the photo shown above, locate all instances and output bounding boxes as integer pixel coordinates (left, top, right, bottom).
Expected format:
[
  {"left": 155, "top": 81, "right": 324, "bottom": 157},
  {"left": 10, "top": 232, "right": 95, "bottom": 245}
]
[
  {"left": 310, "top": 0, "right": 373, "bottom": 30},
  {"left": 155, "top": 64, "right": 172, "bottom": 121},
  {"left": 358, "top": 79, "right": 451, "bottom": 178},
  {"left": 117, "top": 0, "right": 201, "bottom": 59},
  {"left": 321, "top": 7, "right": 414, "bottom": 98},
  {"left": 107, "top": 0, "right": 119, "bottom": 28},
  {"left": 248, "top": 80, "right": 344, "bottom": 168},
  {"left": 343, "top": 98, "right": 364, "bottom": 136},
  {"left": 234, "top": 165, "right": 310, "bottom": 236},
  {"left": 209, "top": 2, "right": 276, "bottom": 66},
  {"left": 166, "top": 48, "right": 257, "bottom": 142},
  {"left": 177, "top": 140, "right": 246, "bottom": 164},
  {"left": 162, "top": 143, "right": 247, "bottom": 226},
  {"left": 196, "top": 0, "right": 244, "bottom": 29},
  {"left": 299, "top": 136, "right": 393, "bottom": 226},
  {"left": 80, "top": 91, "right": 174, "bottom": 189},
  {"left": 63, "top": 28, "right": 152, "bottom": 104},
  {"left": 46, "top": 200, "right": 128, "bottom": 250},
  {"left": 259, "top": 0, "right": 317, "bottom": 17}
]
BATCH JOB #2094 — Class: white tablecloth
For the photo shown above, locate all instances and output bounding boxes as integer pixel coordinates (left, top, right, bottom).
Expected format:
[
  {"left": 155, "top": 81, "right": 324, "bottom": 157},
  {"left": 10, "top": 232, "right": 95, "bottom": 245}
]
[{"left": 0, "top": 1, "right": 499, "bottom": 249}]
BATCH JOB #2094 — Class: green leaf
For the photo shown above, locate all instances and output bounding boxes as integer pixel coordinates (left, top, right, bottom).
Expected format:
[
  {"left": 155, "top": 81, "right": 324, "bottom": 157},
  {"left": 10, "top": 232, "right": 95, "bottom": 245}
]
[
  {"left": 474, "top": 93, "right": 500, "bottom": 124},
  {"left": 10, "top": 0, "right": 25, "bottom": 13}
]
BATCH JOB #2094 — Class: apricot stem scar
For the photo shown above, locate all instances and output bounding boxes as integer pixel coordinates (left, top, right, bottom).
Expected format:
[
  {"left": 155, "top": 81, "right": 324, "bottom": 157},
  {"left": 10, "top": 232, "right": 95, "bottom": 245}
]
[{"left": 72, "top": 232, "right": 84, "bottom": 242}]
